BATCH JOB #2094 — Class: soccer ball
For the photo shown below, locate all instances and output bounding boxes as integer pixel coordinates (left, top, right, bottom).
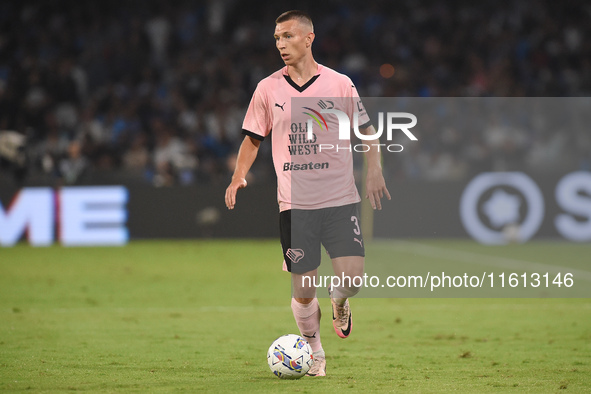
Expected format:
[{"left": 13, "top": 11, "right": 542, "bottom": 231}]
[{"left": 267, "top": 334, "right": 314, "bottom": 379}]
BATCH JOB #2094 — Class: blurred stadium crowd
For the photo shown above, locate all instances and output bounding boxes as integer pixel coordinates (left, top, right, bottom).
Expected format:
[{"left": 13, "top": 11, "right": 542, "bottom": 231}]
[{"left": 0, "top": 0, "right": 590, "bottom": 186}]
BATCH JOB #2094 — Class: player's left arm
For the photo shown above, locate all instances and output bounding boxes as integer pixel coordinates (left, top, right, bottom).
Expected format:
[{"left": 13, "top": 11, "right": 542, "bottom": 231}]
[{"left": 358, "top": 124, "right": 391, "bottom": 210}]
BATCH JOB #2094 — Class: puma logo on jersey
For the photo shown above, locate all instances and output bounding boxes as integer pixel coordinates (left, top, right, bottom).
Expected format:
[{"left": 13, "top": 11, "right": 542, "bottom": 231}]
[
  {"left": 275, "top": 102, "right": 285, "bottom": 111},
  {"left": 354, "top": 237, "right": 363, "bottom": 247},
  {"left": 286, "top": 248, "right": 304, "bottom": 263}
]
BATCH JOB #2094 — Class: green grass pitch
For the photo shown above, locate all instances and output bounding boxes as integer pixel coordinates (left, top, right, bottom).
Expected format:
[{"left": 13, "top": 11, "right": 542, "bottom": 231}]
[{"left": 1, "top": 240, "right": 590, "bottom": 392}]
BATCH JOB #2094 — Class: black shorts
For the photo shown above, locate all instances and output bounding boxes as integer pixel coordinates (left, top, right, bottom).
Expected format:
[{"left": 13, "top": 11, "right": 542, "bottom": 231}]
[{"left": 280, "top": 203, "right": 365, "bottom": 274}]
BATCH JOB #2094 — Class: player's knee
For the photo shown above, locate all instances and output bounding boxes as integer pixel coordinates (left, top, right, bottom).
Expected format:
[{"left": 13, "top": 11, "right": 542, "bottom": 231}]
[
  {"left": 294, "top": 297, "right": 315, "bottom": 304},
  {"left": 333, "top": 284, "right": 360, "bottom": 299},
  {"left": 344, "top": 285, "right": 361, "bottom": 298}
]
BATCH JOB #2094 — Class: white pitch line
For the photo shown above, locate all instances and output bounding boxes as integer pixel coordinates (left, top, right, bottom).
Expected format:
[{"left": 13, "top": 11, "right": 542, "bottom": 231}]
[
  {"left": 387, "top": 240, "right": 591, "bottom": 282},
  {"left": 2, "top": 306, "right": 292, "bottom": 314},
  {"left": 5, "top": 303, "right": 591, "bottom": 316},
  {"left": 197, "top": 306, "right": 290, "bottom": 313}
]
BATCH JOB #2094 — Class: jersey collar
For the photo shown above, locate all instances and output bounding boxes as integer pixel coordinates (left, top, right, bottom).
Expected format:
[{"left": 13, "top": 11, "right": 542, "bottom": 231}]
[{"left": 282, "top": 64, "right": 322, "bottom": 93}]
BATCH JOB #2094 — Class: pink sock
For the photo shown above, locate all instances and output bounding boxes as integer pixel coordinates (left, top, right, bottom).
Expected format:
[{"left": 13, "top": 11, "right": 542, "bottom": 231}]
[{"left": 291, "top": 298, "right": 323, "bottom": 353}]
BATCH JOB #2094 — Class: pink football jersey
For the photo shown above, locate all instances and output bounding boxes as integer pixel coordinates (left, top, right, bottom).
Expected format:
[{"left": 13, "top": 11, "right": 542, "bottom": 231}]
[{"left": 242, "top": 64, "right": 370, "bottom": 211}]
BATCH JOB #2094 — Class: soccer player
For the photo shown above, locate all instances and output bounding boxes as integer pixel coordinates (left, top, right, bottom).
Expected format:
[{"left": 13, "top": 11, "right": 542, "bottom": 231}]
[{"left": 225, "top": 10, "right": 390, "bottom": 376}]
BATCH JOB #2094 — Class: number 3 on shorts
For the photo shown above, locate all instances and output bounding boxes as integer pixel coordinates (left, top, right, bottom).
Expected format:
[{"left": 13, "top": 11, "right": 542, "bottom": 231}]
[{"left": 351, "top": 216, "right": 361, "bottom": 235}]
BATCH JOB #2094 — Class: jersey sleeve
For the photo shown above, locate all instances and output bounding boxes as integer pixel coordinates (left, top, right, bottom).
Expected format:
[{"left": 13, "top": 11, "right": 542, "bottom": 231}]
[
  {"left": 346, "top": 79, "right": 371, "bottom": 130},
  {"left": 242, "top": 83, "right": 272, "bottom": 141}
]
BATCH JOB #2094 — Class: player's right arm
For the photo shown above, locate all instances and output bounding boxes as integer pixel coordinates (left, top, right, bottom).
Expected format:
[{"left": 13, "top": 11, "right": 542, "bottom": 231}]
[
  {"left": 225, "top": 135, "right": 261, "bottom": 210},
  {"left": 226, "top": 80, "right": 271, "bottom": 209}
]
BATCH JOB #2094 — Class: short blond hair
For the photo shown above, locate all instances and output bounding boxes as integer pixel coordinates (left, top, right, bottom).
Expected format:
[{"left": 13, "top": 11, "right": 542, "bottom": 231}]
[{"left": 275, "top": 10, "right": 314, "bottom": 32}]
